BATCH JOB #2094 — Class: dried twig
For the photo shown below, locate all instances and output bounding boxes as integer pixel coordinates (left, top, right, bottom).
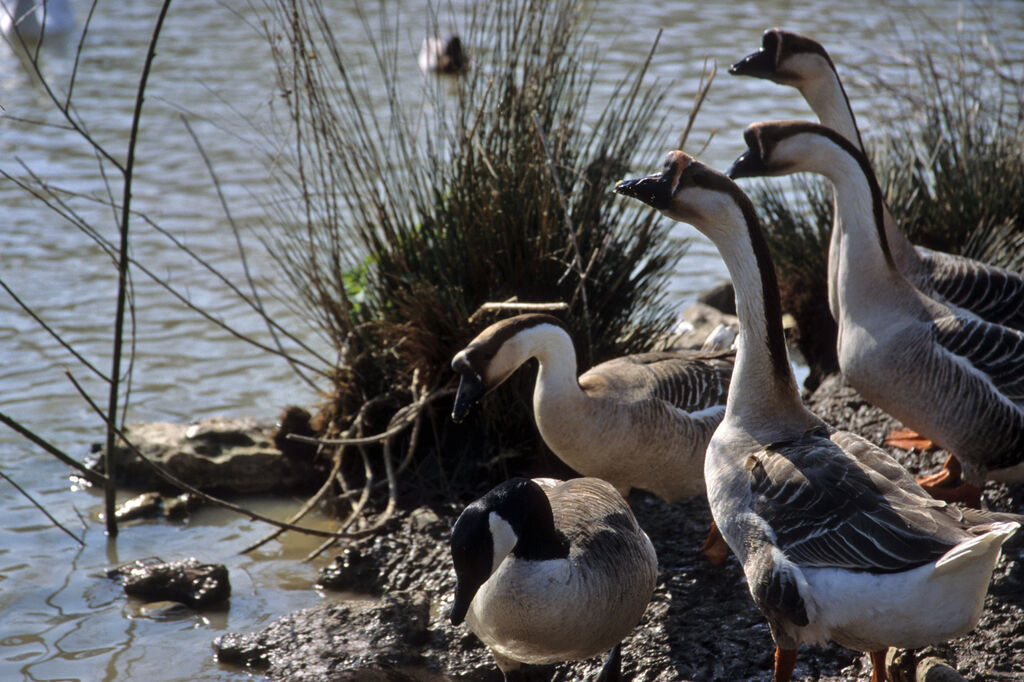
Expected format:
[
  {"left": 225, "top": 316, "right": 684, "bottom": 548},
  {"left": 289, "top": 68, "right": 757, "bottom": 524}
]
[
  {"left": 0, "top": 411, "right": 107, "bottom": 487},
  {"left": 467, "top": 299, "right": 570, "bottom": 325},
  {"left": 0, "top": 471, "right": 85, "bottom": 546}
]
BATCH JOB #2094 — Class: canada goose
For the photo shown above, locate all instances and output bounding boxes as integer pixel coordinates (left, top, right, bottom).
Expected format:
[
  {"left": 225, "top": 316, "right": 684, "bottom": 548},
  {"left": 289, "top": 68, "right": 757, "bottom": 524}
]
[
  {"left": 616, "top": 151, "right": 1018, "bottom": 682},
  {"left": 450, "top": 476, "right": 657, "bottom": 681},
  {"left": 728, "top": 120, "right": 1024, "bottom": 507},
  {"left": 418, "top": 34, "right": 467, "bottom": 74},
  {"left": 1, "top": 0, "right": 74, "bottom": 47},
  {"left": 730, "top": 29, "right": 1024, "bottom": 335}
]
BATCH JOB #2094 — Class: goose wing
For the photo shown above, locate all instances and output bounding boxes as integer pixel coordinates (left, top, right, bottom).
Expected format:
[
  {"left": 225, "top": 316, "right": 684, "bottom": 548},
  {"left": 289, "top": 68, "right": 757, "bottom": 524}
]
[
  {"left": 748, "top": 427, "right": 966, "bottom": 573},
  {"left": 932, "top": 314, "right": 1024, "bottom": 401},
  {"left": 580, "top": 349, "right": 733, "bottom": 412},
  {"left": 920, "top": 247, "right": 1024, "bottom": 330}
]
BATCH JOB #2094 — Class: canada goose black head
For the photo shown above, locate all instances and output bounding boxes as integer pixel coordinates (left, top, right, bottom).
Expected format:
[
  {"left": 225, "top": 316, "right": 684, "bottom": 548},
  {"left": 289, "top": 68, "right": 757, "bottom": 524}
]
[
  {"left": 449, "top": 478, "right": 566, "bottom": 625},
  {"left": 616, "top": 151, "right": 750, "bottom": 228},
  {"left": 450, "top": 313, "right": 571, "bottom": 422},
  {"left": 730, "top": 29, "right": 834, "bottom": 86}
]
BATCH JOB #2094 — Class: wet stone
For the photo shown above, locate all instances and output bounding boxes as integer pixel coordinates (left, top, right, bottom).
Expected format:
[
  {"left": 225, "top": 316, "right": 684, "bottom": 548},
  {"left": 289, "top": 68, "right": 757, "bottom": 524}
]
[
  {"left": 213, "top": 592, "right": 432, "bottom": 678},
  {"left": 114, "top": 491, "right": 162, "bottom": 522},
  {"left": 163, "top": 492, "right": 203, "bottom": 521},
  {"left": 109, "top": 557, "right": 230, "bottom": 609}
]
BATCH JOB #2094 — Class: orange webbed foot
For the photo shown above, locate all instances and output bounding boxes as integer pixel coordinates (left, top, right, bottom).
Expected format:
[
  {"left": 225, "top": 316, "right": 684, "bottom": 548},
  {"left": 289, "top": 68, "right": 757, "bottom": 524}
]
[
  {"left": 884, "top": 427, "right": 935, "bottom": 451},
  {"left": 698, "top": 520, "right": 730, "bottom": 566}
]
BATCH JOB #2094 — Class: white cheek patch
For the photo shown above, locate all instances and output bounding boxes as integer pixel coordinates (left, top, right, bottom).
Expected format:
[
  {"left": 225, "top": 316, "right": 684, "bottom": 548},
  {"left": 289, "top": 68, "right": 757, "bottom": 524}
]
[{"left": 488, "top": 512, "right": 519, "bottom": 574}]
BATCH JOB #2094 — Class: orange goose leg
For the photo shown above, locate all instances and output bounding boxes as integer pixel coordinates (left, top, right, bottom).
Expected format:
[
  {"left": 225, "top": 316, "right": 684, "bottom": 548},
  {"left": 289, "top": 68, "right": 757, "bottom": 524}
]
[
  {"left": 885, "top": 427, "right": 935, "bottom": 451},
  {"left": 915, "top": 454, "right": 983, "bottom": 508},
  {"left": 869, "top": 649, "right": 889, "bottom": 682},
  {"left": 698, "top": 520, "right": 731, "bottom": 566},
  {"left": 773, "top": 647, "right": 797, "bottom": 682}
]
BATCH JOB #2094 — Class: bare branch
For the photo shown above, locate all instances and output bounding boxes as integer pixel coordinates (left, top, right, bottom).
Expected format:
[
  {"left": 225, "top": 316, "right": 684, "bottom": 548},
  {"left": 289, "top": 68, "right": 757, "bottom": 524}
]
[{"left": 0, "top": 471, "right": 85, "bottom": 546}]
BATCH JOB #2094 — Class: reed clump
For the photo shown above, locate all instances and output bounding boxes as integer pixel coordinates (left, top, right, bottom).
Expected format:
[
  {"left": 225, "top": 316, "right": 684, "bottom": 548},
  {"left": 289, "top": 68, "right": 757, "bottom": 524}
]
[{"left": 261, "top": 0, "right": 688, "bottom": 510}]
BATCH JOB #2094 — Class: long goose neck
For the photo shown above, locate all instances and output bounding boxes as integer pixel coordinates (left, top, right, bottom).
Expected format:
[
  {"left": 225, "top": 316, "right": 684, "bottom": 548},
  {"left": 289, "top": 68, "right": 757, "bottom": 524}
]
[
  {"left": 799, "top": 64, "right": 864, "bottom": 155},
  {"left": 522, "top": 324, "right": 585, "bottom": 409},
  {"left": 820, "top": 140, "right": 913, "bottom": 315},
  {"left": 697, "top": 190, "right": 808, "bottom": 426},
  {"left": 799, "top": 64, "right": 919, "bottom": 271}
]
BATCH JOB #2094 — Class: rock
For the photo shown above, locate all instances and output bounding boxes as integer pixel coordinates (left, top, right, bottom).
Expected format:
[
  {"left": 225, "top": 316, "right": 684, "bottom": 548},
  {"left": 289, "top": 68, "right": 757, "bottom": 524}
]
[
  {"left": 114, "top": 491, "right": 163, "bottom": 522},
  {"left": 109, "top": 557, "right": 230, "bottom": 608},
  {"left": 317, "top": 546, "right": 384, "bottom": 595},
  {"left": 213, "top": 592, "right": 433, "bottom": 679},
  {"left": 90, "top": 417, "right": 296, "bottom": 494},
  {"left": 697, "top": 280, "right": 736, "bottom": 315},
  {"left": 163, "top": 492, "right": 203, "bottom": 521},
  {"left": 123, "top": 600, "right": 195, "bottom": 621},
  {"left": 654, "top": 302, "right": 740, "bottom": 351}
]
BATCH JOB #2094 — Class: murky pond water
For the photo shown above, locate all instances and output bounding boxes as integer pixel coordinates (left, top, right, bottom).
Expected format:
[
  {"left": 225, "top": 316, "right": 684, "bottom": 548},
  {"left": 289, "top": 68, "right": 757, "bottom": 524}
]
[{"left": 1, "top": 1, "right": 1022, "bottom": 679}]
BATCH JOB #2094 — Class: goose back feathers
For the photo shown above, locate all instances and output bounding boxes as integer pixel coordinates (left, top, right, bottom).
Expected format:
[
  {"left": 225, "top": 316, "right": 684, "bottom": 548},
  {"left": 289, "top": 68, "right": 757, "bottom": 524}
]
[
  {"left": 451, "top": 313, "right": 732, "bottom": 501},
  {"left": 450, "top": 477, "right": 657, "bottom": 674},
  {"left": 616, "top": 151, "right": 1018, "bottom": 671}
]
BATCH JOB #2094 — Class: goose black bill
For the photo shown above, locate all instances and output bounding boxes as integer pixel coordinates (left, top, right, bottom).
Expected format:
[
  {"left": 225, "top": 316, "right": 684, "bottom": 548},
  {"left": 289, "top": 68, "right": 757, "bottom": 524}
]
[
  {"left": 729, "top": 30, "right": 778, "bottom": 77},
  {"left": 614, "top": 172, "right": 673, "bottom": 210}
]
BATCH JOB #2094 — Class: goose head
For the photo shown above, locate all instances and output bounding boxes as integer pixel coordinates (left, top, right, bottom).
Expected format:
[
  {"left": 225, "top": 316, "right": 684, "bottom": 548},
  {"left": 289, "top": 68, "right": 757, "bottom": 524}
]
[
  {"left": 730, "top": 29, "right": 833, "bottom": 87},
  {"left": 450, "top": 313, "right": 570, "bottom": 422},
  {"left": 615, "top": 150, "right": 753, "bottom": 240},
  {"left": 449, "top": 478, "right": 564, "bottom": 625},
  {"left": 727, "top": 120, "right": 863, "bottom": 181}
]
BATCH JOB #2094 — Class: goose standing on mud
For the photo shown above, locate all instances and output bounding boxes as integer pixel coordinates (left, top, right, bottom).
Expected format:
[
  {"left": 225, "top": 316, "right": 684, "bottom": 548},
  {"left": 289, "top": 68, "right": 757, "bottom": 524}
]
[
  {"left": 449, "top": 476, "right": 657, "bottom": 681},
  {"left": 730, "top": 29, "right": 1024, "bottom": 334},
  {"left": 728, "top": 120, "right": 1024, "bottom": 507},
  {"left": 616, "top": 151, "right": 1018, "bottom": 682},
  {"left": 450, "top": 313, "right": 733, "bottom": 562}
]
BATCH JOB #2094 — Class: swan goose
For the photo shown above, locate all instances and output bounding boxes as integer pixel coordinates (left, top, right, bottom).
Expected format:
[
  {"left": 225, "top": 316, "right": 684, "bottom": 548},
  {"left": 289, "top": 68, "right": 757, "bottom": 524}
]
[
  {"left": 728, "top": 120, "right": 1024, "bottom": 507},
  {"left": 450, "top": 476, "right": 657, "bottom": 681},
  {"left": 730, "top": 29, "right": 1024, "bottom": 334},
  {"left": 451, "top": 313, "right": 734, "bottom": 556},
  {"left": 616, "top": 151, "right": 1019, "bottom": 682}
]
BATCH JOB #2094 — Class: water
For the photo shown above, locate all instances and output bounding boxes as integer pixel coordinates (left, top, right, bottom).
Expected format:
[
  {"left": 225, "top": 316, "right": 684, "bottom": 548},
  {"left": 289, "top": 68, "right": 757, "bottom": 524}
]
[{"left": 1, "top": 1, "right": 1022, "bottom": 679}]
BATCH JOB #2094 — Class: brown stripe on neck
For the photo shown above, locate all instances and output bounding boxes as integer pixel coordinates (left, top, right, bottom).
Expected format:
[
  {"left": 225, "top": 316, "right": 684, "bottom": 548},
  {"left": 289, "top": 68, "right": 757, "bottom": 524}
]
[
  {"left": 762, "top": 121, "right": 893, "bottom": 271},
  {"left": 694, "top": 172, "right": 792, "bottom": 382},
  {"left": 812, "top": 125, "right": 892, "bottom": 270},
  {"left": 778, "top": 31, "right": 866, "bottom": 153}
]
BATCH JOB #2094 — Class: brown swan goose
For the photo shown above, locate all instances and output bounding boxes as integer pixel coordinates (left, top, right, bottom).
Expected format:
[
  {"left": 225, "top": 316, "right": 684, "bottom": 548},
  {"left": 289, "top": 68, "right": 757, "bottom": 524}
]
[
  {"left": 451, "top": 313, "right": 734, "bottom": 562},
  {"left": 616, "top": 150, "right": 1018, "bottom": 682},
  {"left": 728, "top": 120, "right": 1024, "bottom": 506}
]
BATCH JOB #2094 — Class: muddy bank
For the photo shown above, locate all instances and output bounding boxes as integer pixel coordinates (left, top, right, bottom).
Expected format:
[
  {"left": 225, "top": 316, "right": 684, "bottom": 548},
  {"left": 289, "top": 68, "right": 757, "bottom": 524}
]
[{"left": 213, "top": 373, "right": 1024, "bottom": 681}]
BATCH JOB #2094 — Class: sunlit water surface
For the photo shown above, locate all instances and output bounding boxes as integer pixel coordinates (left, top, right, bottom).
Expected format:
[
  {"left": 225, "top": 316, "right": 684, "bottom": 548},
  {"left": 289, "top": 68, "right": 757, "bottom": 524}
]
[{"left": 1, "top": 1, "right": 1022, "bottom": 679}]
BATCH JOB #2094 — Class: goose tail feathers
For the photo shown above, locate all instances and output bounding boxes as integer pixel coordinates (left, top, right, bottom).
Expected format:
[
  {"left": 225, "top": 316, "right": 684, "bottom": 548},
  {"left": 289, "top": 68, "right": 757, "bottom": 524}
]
[{"left": 934, "top": 521, "right": 1019, "bottom": 576}]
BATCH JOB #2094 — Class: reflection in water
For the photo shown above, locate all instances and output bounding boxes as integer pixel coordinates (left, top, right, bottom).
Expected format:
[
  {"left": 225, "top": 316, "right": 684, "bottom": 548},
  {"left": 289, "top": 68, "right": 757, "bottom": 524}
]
[{"left": 0, "top": 1, "right": 1022, "bottom": 680}]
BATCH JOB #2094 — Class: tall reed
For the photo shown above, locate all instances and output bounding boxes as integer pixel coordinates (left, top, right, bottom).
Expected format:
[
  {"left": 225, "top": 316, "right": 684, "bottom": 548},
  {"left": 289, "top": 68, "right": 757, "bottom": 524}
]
[{"left": 261, "top": 0, "right": 690, "bottom": 494}]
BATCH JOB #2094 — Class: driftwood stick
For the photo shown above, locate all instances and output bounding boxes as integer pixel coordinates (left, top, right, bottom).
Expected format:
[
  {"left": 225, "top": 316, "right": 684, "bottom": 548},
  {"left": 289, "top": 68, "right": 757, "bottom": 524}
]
[
  {"left": 0, "top": 471, "right": 85, "bottom": 546},
  {"left": 0, "top": 411, "right": 108, "bottom": 487}
]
